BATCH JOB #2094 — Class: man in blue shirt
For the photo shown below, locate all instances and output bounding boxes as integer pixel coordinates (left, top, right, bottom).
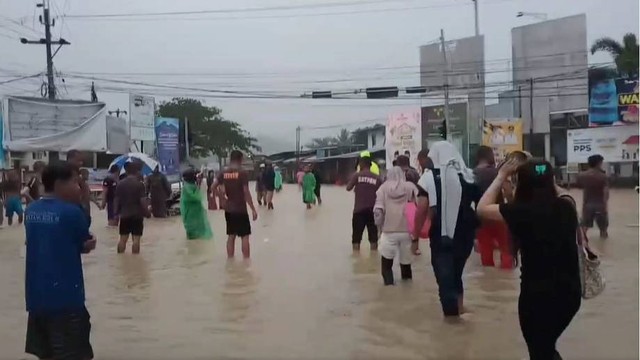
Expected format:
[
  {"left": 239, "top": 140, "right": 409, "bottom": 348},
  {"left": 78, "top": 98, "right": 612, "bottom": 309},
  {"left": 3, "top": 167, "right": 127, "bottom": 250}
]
[{"left": 24, "top": 161, "right": 96, "bottom": 360}]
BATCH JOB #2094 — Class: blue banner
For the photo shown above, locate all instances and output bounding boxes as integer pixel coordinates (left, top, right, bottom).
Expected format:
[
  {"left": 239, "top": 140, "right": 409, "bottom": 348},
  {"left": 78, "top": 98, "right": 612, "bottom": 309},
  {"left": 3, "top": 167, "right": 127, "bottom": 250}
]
[{"left": 155, "top": 117, "right": 180, "bottom": 175}]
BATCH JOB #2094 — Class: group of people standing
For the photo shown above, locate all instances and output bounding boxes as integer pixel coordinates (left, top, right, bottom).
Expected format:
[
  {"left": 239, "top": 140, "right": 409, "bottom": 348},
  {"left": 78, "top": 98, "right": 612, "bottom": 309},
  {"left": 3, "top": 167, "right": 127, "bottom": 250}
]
[{"left": 347, "top": 141, "right": 594, "bottom": 360}]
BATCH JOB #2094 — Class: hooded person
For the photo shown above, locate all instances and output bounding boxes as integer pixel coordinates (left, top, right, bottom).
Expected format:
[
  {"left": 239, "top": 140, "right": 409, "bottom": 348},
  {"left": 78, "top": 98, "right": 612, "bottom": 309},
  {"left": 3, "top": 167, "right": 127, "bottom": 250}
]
[
  {"left": 180, "top": 168, "right": 213, "bottom": 240},
  {"left": 414, "top": 141, "right": 480, "bottom": 317},
  {"left": 373, "top": 166, "right": 418, "bottom": 285}
]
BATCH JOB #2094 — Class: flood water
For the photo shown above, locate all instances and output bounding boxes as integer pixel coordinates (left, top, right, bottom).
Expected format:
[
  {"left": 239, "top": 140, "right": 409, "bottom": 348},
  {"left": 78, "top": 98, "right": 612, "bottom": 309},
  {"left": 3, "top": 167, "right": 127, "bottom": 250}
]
[{"left": 0, "top": 186, "right": 638, "bottom": 359}]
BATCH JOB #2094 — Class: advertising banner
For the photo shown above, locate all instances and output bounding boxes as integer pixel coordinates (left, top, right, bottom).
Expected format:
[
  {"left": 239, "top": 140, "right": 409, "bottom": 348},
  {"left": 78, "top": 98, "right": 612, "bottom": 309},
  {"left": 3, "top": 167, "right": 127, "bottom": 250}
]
[
  {"left": 155, "top": 117, "right": 180, "bottom": 175},
  {"left": 482, "top": 119, "right": 523, "bottom": 163},
  {"left": 567, "top": 125, "right": 638, "bottom": 163},
  {"left": 129, "top": 94, "right": 156, "bottom": 141},
  {"left": 422, "top": 102, "right": 468, "bottom": 161},
  {"left": 589, "top": 77, "right": 639, "bottom": 126},
  {"left": 386, "top": 109, "right": 422, "bottom": 169}
]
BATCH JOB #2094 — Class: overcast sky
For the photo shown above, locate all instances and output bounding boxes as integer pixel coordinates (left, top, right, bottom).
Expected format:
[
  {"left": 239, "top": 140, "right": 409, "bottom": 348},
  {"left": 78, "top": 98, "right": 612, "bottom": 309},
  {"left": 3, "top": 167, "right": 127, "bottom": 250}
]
[{"left": 1, "top": 0, "right": 638, "bottom": 153}]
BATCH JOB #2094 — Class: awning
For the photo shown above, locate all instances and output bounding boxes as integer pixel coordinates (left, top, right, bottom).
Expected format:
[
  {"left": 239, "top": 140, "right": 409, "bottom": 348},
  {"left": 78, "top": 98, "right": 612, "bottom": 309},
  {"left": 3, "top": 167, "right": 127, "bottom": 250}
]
[
  {"left": 623, "top": 135, "right": 639, "bottom": 145},
  {"left": 318, "top": 147, "right": 385, "bottom": 161}
]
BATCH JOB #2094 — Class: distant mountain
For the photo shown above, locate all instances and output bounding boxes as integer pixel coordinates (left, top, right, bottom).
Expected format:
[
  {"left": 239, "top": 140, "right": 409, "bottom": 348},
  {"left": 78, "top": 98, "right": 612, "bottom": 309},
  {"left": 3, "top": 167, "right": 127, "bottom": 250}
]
[{"left": 254, "top": 133, "right": 295, "bottom": 155}]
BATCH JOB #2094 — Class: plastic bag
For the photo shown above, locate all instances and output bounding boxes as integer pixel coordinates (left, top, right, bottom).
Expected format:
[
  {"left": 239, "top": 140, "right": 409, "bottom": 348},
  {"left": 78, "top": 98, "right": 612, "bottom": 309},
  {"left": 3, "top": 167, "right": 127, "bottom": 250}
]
[{"left": 405, "top": 202, "right": 431, "bottom": 239}]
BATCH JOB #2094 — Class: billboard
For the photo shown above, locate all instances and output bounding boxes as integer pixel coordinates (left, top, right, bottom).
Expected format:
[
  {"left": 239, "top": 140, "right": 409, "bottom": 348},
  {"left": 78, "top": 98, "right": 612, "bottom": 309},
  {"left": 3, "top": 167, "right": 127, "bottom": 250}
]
[
  {"left": 2, "top": 96, "right": 107, "bottom": 152},
  {"left": 512, "top": 14, "right": 588, "bottom": 134},
  {"left": 155, "top": 117, "right": 180, "bottom": 175},
  {"left": 589, "top": 77, "right": 639, "bottom": 126},
  {"left": 386, "top": 109, "right": 422, "bottom": 169},
  {"left": 482, "top": 119, "right": 523, "bottom": 162},
  {"left": 129, "top": 94, "right": 156, "bottom": 141},
  {"left": 567, "top": 125, "right": 638, "bottom": 163},
  {"left": 420, "top": 35, "right": 484, "bottom": 144},
  {"left": 422, "top": 103, "right": 468, "bottom": 161}
]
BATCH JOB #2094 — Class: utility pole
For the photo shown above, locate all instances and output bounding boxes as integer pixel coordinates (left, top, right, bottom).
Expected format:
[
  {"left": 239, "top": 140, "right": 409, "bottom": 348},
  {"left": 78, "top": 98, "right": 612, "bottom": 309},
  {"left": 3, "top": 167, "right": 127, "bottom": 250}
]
[
  {"left": 472, "top": 0, "right": 479, "bottom": 36},
  {"left": 19, "top": 0, "right": 70, "bottom": 100},
  {"left": 528, "top": 78, "right": 534, "bottom": 152},
  {"left": 295, "top": 126, "right": 301, "bottom": 168},
  {"left": 440, "top": 29, "right": 451, "bottom": 141},
  {"left": 185, "top": 116, "right": 190, "bottom": 160}
]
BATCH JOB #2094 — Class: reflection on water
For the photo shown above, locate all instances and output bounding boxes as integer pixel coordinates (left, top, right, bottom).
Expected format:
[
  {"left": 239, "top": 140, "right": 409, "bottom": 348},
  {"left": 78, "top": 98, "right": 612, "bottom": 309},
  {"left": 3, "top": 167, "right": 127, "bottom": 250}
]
[{"left": 0, "top": 187, "right": 637, "bottom": 359}]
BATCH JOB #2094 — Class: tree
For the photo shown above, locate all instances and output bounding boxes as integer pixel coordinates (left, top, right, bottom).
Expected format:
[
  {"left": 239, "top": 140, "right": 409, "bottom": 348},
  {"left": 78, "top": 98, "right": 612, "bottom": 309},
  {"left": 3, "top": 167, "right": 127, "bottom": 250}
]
[
  {"left": 305, "top": 128, "right": 353, "bottom": 149},
  {"left": 157, "top": 98, "right": 260, "bottom": 164},
  {"left": 591, "top": 33, "right": 639, "bottom": 78},
  {"left": 334, "top": 128, "right": 353, "bottom": 147}
]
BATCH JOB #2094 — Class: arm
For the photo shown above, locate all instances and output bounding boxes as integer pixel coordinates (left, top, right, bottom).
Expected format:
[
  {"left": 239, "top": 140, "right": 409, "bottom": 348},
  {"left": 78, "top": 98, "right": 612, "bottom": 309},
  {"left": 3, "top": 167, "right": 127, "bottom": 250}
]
[
  {"left": 501, "top": 178, "right": 514, "bottom": 203},
  {"left": 477, "top": 173, "right": 508, "bottom": 222},
  {"left": 242, "top": 173, "right": 257, "bottom": 220},
  {"left": 346, "top": 174, "right": 357, "bottom": 191},
  {"left": 67, "top": 206, "right": 93, "bottom": 254},
  {"left": 413, "top": 195, "right": 429, "bottom": 240},
  {"left": 138, "top": 183, "right": 150, "bottom": 218}
]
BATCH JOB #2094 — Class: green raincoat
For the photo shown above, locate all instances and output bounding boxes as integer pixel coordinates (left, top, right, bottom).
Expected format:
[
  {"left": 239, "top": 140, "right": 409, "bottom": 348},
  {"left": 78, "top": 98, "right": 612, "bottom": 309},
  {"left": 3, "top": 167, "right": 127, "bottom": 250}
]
[
  {"left": 274, "top": 170, "right": 283, "bottom": 191},
  {"left": 180, "top": 182, "right": 213, "bottom": 240},
  {"left": 302, "top": 172, "right": 316, "bottom": 204}
]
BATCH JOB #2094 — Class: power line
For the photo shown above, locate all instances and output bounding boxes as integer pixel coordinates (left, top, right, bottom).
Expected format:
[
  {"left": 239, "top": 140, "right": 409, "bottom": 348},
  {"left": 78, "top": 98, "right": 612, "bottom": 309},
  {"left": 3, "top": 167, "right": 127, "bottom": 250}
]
[
  {"left": 0, "top": 73, "right": 43, "bottom": 85},
  {"left": 60, "top": 0, "right": 468, "bottom": 19}
]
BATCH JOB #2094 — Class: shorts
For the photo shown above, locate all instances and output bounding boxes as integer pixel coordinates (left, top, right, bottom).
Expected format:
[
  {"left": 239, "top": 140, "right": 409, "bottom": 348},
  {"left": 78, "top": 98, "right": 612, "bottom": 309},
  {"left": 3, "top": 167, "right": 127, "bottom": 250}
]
[
  {"left": 225, "top": 211, "right": 251, "bottom": 237},
  {"left": 26, "top": 307, "right": 93, "bottom": 360},
  {"left": 379, "top": 232, "right": 413, "bottom": 265},
  {"left": 119, "top": 217, "right": 144, "bottom": 236},
  {"left": 581, "top": 206, "right": 608, "bottom": 230},
  {"left": 5, "top": 195, "right": 23, "bottom": 218}
]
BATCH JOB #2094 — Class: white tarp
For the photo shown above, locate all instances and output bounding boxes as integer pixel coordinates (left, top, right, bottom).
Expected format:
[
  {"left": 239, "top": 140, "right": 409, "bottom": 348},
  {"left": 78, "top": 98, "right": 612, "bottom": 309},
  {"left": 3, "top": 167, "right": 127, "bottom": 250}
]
[
  {"left": 129, "top": 94, "right": 155, "bottom": 141},
  {"left": 106, "top": 115, "right": 130, "bottom": 154},
  {"left": 2, "top": 96, "right": 107, "bottom": 152},
  {"left": 567, "top": 125, "right": 639, "bottom": 163}
]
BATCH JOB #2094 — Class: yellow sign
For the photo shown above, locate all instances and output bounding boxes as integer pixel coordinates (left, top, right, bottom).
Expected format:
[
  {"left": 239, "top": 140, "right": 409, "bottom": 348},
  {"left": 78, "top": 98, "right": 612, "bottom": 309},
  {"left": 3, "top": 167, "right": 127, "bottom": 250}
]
[{"left": 482, "top": 119, "right": 523, "bottom": 162}]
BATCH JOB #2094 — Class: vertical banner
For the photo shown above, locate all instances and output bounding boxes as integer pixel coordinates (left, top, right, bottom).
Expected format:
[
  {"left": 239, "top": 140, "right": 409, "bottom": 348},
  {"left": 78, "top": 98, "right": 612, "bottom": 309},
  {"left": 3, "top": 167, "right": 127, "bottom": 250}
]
[
  {"left": 482, "top": 119, "right": 523, "bottom": 163},
  {"left": 155, "top": 117, "right": 180, "bottom": 175},
  {"left": 129, "top": 94, "right": 156, "bottom": 141},
  {"left": 386, "top": 109, "right": 422, "bottom": 169}
]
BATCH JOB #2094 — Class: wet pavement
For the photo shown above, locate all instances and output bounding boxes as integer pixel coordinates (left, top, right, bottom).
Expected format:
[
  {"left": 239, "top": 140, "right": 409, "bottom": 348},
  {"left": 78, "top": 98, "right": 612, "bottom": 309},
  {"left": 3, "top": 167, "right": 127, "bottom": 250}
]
[{"left": 0, "top": 186, "right": 637, "bottom": 359}]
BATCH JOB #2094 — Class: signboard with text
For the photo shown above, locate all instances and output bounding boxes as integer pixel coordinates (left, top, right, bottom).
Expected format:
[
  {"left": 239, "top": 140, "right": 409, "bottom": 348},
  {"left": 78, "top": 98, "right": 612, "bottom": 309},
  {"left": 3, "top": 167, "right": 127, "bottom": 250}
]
[
  {"left": 567, "top": 125, "right": 638, "bottom": 163},
  {"left": 482, "top": 119, "right": 523, "bottom": 163},
  {"left": 155, "top": 117, "right": 180, "bottom": 175},
  {"left": 129, "top": 94, "right": 156, "bottom": 141}
]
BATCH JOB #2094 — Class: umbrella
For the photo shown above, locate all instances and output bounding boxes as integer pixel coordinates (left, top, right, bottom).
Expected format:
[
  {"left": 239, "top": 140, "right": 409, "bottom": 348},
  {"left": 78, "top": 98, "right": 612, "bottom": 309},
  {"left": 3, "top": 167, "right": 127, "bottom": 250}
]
[{"left": 109, "top": 153, "right": 159, "bottom": 176}]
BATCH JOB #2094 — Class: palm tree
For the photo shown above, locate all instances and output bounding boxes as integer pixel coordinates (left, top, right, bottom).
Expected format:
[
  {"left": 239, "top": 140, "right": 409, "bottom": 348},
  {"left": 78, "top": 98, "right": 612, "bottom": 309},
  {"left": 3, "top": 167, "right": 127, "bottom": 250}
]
[
  {"left": 590, "top": 33, "right": 639, "bottom": 78},
  {"left": 306, "top": 136, "right": 335, "bottom": 149},
  {"left": 334, "top": 128, "right": 353, "bottom": 147}
]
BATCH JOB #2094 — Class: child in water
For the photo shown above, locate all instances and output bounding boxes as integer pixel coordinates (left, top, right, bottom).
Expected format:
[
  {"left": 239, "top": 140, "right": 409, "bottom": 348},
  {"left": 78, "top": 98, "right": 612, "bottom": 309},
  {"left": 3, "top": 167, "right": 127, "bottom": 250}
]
[
  {"left": 302, "top": 165, "right": 316, "bottom": 209},
  {"left": 180, "top": 169, "right": 213, "bottom": 240}
]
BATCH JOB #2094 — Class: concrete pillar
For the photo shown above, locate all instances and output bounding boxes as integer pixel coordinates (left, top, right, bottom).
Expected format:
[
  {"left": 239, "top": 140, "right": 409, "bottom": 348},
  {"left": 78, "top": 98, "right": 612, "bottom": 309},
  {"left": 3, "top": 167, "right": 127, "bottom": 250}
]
[{"left": 544, "top": 133, "right": 551, "bottom": 161}]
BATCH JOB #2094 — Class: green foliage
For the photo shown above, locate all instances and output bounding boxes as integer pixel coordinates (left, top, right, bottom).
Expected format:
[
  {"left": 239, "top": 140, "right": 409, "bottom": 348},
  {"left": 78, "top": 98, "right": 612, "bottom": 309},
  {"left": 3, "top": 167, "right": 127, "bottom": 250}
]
[
  {"left": 591, "top": 33, "right": 639, "bottom": 77},
  {"left": 157, "top": 97, "right": 260, "bottom": 160},
  {"left": 306, "top": 128, "right": 353, "bottom": 149}
]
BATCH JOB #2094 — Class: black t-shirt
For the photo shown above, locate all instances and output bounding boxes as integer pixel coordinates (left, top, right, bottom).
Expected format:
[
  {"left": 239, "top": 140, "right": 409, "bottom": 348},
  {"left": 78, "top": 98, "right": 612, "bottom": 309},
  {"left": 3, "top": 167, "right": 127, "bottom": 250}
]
[
  {"left": 102, "top": 175, "right": 117, "bottom": 203},
  {"left": 499, "top": 198, "right": 581, "bottom": 292}
]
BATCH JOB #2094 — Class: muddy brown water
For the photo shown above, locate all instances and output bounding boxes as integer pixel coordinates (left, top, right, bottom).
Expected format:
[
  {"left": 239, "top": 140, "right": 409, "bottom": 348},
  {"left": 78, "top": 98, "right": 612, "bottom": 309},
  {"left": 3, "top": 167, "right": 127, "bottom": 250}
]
[{"left": 0, "top": 186, "right": 637, "bottom": 359}]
